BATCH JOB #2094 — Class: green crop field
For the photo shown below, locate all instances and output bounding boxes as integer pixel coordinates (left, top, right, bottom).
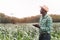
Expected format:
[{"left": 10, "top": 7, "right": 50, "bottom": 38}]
[{"left": 0, "top": 23, "right": 60, "bottom": 40}]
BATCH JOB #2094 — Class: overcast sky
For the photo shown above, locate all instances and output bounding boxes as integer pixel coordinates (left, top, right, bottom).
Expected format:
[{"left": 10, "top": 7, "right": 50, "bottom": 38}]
[{"left": 0, "top": 0, "right": 60, "bottom": 18}]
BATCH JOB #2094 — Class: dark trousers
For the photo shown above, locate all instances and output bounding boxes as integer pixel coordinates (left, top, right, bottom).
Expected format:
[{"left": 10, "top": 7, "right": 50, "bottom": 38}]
[{"left": 39, "top": 33, "right": 51, "bottom": 40}]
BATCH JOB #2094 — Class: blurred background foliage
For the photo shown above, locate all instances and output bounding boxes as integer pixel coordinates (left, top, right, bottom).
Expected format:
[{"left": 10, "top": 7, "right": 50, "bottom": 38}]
[{"left": 0, "top": 13, "right": 60, "bottom": 23}]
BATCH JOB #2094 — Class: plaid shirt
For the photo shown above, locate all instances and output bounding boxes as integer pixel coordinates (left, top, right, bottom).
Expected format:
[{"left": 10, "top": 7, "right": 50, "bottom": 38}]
[{"left": 39, "top": 14, "right": 53, "bottom": 33}]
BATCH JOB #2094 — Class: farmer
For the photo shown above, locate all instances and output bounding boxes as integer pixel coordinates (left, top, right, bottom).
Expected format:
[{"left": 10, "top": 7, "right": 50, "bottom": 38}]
[{"left": 33, "top": 5, "right": 53, "bottom": 40}]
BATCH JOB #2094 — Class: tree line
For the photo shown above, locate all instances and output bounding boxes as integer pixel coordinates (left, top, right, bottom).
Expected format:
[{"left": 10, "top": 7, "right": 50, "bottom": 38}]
[{"left": 0, "top": 13, "right": 60, "bottom": 23}]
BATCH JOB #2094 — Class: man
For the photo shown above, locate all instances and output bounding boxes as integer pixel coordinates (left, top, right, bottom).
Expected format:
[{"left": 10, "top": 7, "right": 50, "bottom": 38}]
[{"left": 33, "top": 5, "right": 53, "bottom": 40}]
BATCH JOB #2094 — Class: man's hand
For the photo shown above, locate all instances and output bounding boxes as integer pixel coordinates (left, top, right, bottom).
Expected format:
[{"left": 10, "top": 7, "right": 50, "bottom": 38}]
[{"left": 33, "top": 24, "right": 40, "bottom": 28}]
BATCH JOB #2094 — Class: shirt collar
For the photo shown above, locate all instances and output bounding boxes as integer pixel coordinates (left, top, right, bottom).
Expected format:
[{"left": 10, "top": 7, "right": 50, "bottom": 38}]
[{"left": 42, "top": 14, "right": 48, "bottom": 19}]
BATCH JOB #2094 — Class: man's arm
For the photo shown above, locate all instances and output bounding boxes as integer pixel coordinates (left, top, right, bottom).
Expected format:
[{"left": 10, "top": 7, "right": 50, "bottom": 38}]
[{"left": 45, "top": 17, "right": 53, "bottom": 31}]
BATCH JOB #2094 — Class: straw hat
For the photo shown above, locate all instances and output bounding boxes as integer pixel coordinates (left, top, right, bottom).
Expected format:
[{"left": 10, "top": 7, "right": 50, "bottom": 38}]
[{"left": 41, "top": 5, "right": 49, "bottom": 12}]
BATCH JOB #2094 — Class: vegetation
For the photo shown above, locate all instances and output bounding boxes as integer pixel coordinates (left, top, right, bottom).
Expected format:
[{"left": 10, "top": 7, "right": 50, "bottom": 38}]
[
  {"left": 0, "top": 13, "right": 60, "bottom": 23},
  {"left": 0, "top": 23, "right": 60, "bottom": 40},
  {"left": 0, "top": 13, "right": 60, "bottom": 40}
]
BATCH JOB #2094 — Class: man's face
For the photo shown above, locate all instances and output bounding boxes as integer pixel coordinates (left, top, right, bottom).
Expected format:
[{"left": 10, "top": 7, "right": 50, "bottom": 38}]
[{"left": 40, "top": 8, "right": 46, "bottom": 14}]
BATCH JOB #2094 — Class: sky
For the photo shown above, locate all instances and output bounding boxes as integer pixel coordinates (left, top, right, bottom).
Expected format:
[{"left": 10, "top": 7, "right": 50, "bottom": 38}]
[{"left": 0, "top": 0, "right": 60, "bottom": 18}]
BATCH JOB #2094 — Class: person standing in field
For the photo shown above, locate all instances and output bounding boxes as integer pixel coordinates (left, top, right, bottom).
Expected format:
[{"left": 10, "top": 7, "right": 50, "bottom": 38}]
[{"left": 33, "top": 5, "right": 53, "bottom": 40}]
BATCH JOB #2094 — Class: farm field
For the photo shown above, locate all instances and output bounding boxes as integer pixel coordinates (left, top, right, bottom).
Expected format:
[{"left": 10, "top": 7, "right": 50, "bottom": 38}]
[{"left": 0, "top": 23, "right": 60, "bottom": 40}]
